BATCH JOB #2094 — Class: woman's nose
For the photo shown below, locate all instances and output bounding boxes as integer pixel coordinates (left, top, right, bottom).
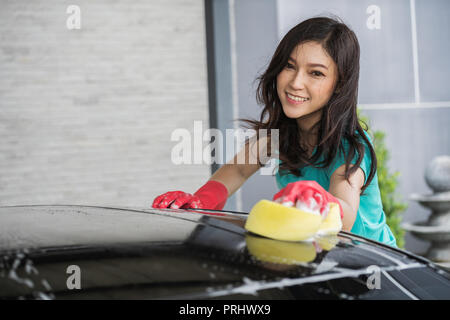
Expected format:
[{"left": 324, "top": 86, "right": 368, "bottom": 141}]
[{"left": 289, "top": 71, "right": 306, "bottom": 89}]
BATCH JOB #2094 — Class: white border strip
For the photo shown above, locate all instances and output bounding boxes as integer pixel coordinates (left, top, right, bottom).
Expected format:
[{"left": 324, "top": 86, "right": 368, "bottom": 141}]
[
  {"left": 276, "top": 0, "right": 283, "bottom": 40},
  {"left": 359, "top": 244, "right": 408, "bottom": 268},
  {"left": 410, "top": 0, "right": 421, "bottom": 104},
  {"left": 381, "top": 269, "right": 419, "bottom": 300},
  {"left": 229, "top": 0, "right": 243, "bottom": 212},
  {"left": 359, "top": 101, "right": 450, "bottom": 110},
  {"left": 204, "top": 264, "right": 424, "bottom": 299}
]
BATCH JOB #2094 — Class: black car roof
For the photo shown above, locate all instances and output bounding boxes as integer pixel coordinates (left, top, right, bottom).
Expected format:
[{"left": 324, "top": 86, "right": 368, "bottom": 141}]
[
  {"left": 0, "top": 205, "right": 448, "bottom": 299},
  {"left": 0, "top": 204, "right": 426, "bottom": 264}
]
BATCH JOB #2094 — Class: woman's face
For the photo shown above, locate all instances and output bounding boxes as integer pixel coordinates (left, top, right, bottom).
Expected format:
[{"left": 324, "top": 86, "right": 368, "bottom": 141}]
[{"left": 276, "top": 41, "right": 338, "bottom": 130}]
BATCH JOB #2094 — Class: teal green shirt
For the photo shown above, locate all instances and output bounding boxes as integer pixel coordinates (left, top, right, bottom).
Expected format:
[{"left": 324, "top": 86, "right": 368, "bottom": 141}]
[{"left": 275, "top": 131, "right": 397, "bottom": 247}]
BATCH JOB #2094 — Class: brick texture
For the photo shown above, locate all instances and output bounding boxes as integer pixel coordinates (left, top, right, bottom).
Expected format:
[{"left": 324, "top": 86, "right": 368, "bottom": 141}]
[{"left": 0, "top": 0, "right": 211, "bottom": 207}]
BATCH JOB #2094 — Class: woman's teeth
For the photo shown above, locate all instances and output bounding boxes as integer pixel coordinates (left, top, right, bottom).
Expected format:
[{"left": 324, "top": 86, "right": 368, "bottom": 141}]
[{"left": 287, "top": 93, "right": 309, "bottom": 102}]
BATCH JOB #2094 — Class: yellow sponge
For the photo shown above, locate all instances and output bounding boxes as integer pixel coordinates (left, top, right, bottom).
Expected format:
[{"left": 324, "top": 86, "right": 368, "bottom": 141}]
[
  {"left": 245, "top": 234, "right": 316, "bottom": 264},
  {"left": 315, "top": 235, "right": 340, "bottom": 251},
  {"left": 245, "top": 199, "right": 342, "bottom": 241},
  {"left": 245, "top": 199, "right": 322, "bottom": 241},
  {"left": 317, "top": 202, "right": 343, "bottom": 236}
]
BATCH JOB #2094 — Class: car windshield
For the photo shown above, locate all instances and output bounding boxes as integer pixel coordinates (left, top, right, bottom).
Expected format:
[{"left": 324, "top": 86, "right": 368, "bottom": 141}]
[{"left": 1, "top": 205, "right": 449, "bottom": 300}]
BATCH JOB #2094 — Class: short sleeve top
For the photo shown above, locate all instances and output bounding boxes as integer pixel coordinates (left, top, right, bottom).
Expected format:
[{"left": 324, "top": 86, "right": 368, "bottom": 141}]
[{"left": 275, "top": 131, "right": 397, "bottom": 247}]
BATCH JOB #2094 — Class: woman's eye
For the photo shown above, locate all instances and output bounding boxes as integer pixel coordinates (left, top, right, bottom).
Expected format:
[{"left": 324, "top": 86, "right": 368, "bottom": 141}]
[
  {"left": 311, "top": 71, "right": 324, "bottom": 77},
  {"left": 285, "top": 62, "right": 295, "bottom": 69}
]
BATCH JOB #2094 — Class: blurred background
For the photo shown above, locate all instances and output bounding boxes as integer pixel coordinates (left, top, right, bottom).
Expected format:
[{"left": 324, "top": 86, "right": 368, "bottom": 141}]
[{"left": 0, "top": 0, "right": 449, "bottom": 255}]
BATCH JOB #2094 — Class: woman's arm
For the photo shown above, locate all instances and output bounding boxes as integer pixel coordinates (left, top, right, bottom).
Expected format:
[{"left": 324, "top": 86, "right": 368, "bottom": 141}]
[
  {"left": 209, "top": 140, "right": 263, "bottom": 197},
  {"left": 328, "top": 164, "right": 365, "bottom": 232},
  {"left": 153, "top": 138, "right": 265, "bottom": 209}
]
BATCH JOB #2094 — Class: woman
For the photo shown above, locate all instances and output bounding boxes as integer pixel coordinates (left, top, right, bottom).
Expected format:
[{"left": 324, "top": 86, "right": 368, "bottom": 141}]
[{"left": 152, "top": 16, "right": 397, "bottom": 247}]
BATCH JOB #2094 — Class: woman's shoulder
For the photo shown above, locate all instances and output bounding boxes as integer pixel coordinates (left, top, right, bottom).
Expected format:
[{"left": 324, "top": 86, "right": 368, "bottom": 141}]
[
  {"left": 341, "top": 130, "right": 373, "bottom": 147},
  {"left": 327, "top": 130, "right": 375, "bottom": 184}
]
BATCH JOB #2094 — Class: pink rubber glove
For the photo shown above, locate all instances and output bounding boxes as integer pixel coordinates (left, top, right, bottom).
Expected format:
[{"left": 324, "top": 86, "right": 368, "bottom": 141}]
[
  {"left": 152, "top": 180, "right": 228, "bottom": 210},
  {"left": 273, "top": 180, "right": 344, "bottom": 219}
]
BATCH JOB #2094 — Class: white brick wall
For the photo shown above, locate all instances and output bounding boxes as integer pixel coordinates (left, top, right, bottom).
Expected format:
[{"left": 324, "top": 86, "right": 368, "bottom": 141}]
[{"left": 0, "top": 0, "right": 211, "bottom": 206}]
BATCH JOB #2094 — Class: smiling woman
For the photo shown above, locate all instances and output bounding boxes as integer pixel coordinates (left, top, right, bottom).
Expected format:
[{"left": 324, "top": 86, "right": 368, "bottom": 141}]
[
  {"left": 276, "top": 41, "right": 338, "bottom": 132},
  {"left": 153, "top": 16, "right": 397, "bottom": 248}
]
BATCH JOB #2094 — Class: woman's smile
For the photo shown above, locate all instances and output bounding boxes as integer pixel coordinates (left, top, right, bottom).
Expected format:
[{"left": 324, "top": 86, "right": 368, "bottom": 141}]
[{"left": 286, "top": 92, "right": 310, "bottom": 104}]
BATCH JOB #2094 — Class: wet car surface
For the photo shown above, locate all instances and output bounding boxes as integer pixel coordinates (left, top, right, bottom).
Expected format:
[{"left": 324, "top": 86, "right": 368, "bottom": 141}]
[{"left": 0, "top": 205, "right": 449, "bottom": 300}]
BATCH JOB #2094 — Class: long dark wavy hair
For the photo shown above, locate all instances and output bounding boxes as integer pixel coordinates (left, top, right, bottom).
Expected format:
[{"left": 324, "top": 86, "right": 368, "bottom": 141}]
[{"left": 241, "top": 16, "right": 377, "bottom": 195}]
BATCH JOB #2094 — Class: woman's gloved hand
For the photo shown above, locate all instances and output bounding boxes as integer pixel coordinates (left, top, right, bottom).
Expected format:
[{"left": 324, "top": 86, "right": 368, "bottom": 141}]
[
  {"left": 273, "top": 180, "right": 343, "bottom": 219},
  {"left": 152, "top": 180, "right": 228, "bottom": 210}
]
